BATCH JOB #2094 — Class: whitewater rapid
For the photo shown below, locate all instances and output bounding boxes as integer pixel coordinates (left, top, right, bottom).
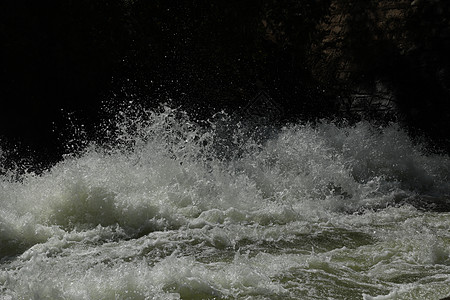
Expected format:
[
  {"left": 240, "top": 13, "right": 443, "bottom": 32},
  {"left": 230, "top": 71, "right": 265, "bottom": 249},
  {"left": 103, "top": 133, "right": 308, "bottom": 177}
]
[{"left": 1, "top": 107, "right": 450, "bottom": 299}]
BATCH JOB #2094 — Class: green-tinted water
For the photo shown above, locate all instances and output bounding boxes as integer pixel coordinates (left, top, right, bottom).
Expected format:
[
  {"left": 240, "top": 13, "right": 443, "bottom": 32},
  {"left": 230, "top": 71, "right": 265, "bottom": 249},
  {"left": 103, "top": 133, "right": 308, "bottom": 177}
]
[{"left": 1, "top": 108, "right": 449, "bottom": 299}]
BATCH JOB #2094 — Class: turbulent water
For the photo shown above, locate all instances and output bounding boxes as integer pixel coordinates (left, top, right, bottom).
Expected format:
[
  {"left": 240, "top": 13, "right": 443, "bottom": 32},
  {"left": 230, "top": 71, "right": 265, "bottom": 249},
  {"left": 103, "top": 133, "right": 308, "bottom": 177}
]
[{"left": 1, "top": 107, "right": 450, "bottom": 299}]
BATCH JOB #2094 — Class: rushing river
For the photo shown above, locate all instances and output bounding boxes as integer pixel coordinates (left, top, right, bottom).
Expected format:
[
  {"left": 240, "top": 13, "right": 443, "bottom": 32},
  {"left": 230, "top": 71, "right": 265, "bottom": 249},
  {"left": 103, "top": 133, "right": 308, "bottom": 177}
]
[{"left": 1, "top": 107, "right": 449, "bottom": 299}]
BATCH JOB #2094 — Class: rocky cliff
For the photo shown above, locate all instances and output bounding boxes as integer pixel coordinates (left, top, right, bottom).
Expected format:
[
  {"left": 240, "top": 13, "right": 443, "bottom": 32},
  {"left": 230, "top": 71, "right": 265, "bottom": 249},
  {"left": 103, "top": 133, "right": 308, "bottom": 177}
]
[{"left": 309, "top": 0, "right": 450, "bottom": 134}]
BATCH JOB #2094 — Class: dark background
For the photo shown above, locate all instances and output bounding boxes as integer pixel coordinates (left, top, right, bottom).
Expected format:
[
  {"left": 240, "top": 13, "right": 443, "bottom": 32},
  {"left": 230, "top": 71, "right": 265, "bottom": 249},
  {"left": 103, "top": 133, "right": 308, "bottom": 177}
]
[{"left": 1, "top": 0, "right": 450, "bottom": 171}]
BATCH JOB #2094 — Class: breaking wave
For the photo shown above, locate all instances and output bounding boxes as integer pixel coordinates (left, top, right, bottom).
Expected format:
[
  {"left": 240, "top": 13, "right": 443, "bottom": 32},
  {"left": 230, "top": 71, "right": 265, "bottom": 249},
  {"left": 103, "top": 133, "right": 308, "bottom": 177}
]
[{"left": 1, "top": 106, "right": 450, "bottom": 299}]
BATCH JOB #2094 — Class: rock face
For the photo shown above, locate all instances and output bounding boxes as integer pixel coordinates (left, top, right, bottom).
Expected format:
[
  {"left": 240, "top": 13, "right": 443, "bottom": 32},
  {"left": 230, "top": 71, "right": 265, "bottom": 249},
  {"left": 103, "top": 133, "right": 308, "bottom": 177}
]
[
  {"left": 310, "top": 0, "right": 450, "bottom": 116},
  {"left": 301, "top": 0, "right": 450, "bottom": 149}
]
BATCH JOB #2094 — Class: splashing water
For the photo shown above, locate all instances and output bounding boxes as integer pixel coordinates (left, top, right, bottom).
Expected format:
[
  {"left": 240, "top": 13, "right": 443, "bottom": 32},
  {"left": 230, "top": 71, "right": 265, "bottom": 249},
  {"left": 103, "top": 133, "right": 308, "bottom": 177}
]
[{"left": 1, "top": 106, "right": 450, "bottom": 299}]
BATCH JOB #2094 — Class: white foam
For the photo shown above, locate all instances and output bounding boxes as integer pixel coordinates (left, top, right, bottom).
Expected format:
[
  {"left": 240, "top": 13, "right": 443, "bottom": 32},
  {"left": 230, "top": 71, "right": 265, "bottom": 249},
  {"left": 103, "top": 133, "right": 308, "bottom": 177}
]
[{"left": 1, "top": 107, "right": 450, "bottom": 299}]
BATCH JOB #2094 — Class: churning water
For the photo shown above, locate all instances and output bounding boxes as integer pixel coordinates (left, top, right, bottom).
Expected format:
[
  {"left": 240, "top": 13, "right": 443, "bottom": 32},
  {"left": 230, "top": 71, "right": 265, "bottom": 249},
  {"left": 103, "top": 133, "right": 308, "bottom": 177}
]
[{"left": 1, "top": 107, "right": 450, "bottom": 299}]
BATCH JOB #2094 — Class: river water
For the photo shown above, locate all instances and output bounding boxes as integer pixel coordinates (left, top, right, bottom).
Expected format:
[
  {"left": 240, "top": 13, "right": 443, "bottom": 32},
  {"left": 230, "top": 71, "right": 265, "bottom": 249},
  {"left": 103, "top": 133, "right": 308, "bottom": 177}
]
[{"left": 1, "top": 107, "right": 449, "bottom": 299}]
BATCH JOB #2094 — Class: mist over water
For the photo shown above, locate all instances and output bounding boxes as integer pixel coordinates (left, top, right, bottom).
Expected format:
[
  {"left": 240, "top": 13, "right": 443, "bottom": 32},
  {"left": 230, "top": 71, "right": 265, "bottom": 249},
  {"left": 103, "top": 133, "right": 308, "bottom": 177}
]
[{"left": 1, "top": 106, "right": 450, "bottom": 299}]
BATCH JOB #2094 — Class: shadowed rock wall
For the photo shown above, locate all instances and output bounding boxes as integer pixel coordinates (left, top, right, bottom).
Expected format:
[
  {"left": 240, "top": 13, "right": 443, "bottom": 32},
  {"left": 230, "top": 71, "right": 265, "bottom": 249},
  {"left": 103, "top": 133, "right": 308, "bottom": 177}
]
[{"left": 308, "top": 0, "right": 450, "bottom": 142}]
